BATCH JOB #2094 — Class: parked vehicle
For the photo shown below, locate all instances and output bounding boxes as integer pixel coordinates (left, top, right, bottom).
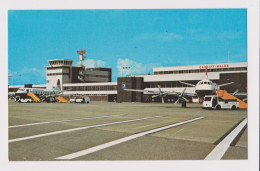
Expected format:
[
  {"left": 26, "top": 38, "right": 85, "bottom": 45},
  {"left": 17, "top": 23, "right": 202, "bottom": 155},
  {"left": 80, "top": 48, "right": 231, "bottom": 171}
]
[
  {"left": 15, "top": 96, "right": 32, "bottom": 103},
  {"left": 46, "top": 97, "right": 56, "bottom": 103},
  {"left": 69, "top": 97, "right": 77, "bottom": 103},
  {"left": 75, "top": 97, "right": 90, "bottom": 103},
  {"left": 202, "top": 95, "right": 239, "bottom": 110}
]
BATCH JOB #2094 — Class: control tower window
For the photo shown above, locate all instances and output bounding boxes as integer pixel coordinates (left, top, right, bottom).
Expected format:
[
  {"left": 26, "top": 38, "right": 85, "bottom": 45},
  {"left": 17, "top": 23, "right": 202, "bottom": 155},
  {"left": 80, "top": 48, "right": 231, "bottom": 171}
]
[{"left": 57, "top": 79, "right": 60, "bottom": 86}]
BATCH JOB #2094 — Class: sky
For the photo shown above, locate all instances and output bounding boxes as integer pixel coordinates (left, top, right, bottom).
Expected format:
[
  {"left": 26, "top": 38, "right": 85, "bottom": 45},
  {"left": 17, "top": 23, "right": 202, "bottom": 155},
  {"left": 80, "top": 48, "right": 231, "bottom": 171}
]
[{"left": 8, "top": 9, "right": 247, "bottom": 85}]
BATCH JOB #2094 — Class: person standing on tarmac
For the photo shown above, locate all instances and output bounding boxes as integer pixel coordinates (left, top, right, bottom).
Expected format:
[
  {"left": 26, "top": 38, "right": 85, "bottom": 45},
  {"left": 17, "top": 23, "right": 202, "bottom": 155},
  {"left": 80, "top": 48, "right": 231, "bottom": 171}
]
[{"left": 182, "top": 100, "right": 186, "bottom": 108}]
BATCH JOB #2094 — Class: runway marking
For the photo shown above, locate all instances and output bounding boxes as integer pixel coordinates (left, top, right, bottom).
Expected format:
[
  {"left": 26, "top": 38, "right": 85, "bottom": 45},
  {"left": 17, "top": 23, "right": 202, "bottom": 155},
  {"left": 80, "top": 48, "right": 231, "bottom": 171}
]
[
  {"left": 204, "top": 118, "right": 247, "bottom": 160},
  {"left": 131, "top": 121, "right": 169, "bottom": 130},
  {"left": 56, "top": 116, "right": 204, "bottom": 160},
  {"left": 9, "top": 116, "right": 162, "bottom": 143},
  {"left": 8, "top": 114, "right": 125, "bottom": 128}
]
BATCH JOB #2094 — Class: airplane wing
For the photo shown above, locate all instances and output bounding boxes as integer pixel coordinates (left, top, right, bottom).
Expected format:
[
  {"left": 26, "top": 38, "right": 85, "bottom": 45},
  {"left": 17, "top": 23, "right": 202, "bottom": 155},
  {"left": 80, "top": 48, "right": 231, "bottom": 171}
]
[
  {"left": 124, "top": 88, "right": 180, "bottom": 95},
  {"left": 234, "top": 92, "right": 247, "bottom": 96},
  {"left": 123, "top": 89, "right": 161, "bottom": 94},
  {"left": 183, "top": 92, "right": 197, "bottom": 96},
  {"left": 218, "top": 82, "right": 234, "bottom": 87},
  {"left": 179, "top": 81, "right": 196, "bottom": 87}
]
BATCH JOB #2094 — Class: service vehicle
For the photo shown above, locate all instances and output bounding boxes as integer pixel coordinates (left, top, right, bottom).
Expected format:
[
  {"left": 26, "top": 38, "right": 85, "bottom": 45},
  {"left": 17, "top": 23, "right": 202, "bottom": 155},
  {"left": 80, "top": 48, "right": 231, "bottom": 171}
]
[
  {"left": 69, "top": 97, "right": 77, "bottom": 103},
  {"left": 15, "top": 96, "right": 32, "bottom": 103},
  {"left": 75, "top": 97, "right": 90, "bottom": 103},
  {"left": 202, "top": 95, "right": 239, "bottom": 110}
]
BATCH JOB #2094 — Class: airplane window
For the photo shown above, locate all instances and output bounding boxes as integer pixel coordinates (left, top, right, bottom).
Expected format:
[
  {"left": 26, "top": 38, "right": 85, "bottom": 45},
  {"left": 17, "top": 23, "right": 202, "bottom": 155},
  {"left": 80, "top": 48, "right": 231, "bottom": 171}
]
[{"left": 203, "top": 82, "right": 207, "bottom": 84}]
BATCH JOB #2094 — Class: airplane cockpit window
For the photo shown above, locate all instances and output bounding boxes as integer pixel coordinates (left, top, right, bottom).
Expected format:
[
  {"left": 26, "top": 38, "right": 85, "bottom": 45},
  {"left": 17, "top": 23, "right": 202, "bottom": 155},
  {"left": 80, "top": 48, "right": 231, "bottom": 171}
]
[{"left": 203, "top": 82, "right": 207, "bottom": 84}]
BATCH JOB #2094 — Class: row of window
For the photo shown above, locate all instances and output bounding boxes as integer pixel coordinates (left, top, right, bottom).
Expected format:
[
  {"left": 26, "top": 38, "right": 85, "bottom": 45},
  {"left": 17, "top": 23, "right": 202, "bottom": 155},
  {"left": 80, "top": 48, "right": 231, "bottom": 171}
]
[
  {"left": 144, "top": 81, "right": 220, "bottom": 88},
  {"left": 85, "top": 74, "right": 109, "bottom": 78},
  {"left": 64, "top": 85, "right": 117, "bottom": 91},
  {"left": 47, "top": 73, "right": 69, "bottom": 76},
  {"left": 154, "top": 67, "right": 247, "bottom": 75},
  {"left": 49, "top": 61, "right": 72, "bottom": 66}
]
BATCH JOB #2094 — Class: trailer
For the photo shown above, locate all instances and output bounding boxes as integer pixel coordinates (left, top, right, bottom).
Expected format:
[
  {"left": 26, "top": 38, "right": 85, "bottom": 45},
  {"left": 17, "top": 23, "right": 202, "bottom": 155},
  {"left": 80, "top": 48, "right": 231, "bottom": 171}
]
[{"left": 202, "top": 95, "right": 239, "bottom": 110}]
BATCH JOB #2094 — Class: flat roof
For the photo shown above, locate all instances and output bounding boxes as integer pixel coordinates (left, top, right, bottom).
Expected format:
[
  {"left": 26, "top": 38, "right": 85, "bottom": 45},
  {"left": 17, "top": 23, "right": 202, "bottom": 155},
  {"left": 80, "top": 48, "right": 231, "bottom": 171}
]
[
  {"left": 48, "top": 59, "right": 73, "bottom": 62},
  {"left": 153, "top": 62, "right": 247, "bottom": 72}
]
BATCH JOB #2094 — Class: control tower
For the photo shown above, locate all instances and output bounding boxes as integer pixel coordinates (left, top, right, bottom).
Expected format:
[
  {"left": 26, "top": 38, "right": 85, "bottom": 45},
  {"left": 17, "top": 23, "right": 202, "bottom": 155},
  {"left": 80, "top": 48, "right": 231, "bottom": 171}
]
[
  {"left": 44, "top": 50, "right": 112, "bottom": 90},
  {"left": 45, "top": 59, "right": 74, "bottom": 90}
]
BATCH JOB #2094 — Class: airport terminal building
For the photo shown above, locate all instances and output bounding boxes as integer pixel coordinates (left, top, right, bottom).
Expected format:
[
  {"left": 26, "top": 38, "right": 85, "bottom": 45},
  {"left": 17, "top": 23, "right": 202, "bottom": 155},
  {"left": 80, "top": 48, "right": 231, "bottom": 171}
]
[{"left": 8, "top": 59, "right": 247, "bottom": 102}]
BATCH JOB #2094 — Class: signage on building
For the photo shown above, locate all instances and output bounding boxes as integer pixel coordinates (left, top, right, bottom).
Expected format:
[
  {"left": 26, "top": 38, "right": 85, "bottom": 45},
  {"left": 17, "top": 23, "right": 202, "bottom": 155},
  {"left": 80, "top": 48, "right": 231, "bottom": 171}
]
[
  {"left": 199, "top": 64, "right": 229, "bottom": 69},
  {"left": 122, "top": 82, "right": 126, "bottom": 89}
]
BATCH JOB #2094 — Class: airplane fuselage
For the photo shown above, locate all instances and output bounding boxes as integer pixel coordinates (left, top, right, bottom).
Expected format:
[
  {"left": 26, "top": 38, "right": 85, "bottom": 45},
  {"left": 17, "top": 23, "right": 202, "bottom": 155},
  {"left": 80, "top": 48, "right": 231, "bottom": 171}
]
[
  {"left": 194, "top": 79, "right": 218, "bottom": 99},
  {"left": 15, "top": 88, "right": 61, "bottom": 98}
]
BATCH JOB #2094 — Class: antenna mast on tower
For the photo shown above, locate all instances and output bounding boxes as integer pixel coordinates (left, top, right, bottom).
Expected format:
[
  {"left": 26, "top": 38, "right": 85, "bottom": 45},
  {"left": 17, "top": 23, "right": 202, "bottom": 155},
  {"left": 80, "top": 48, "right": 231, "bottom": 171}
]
[{"left": 77, "top": 50, "right": 86, "bottom": 67}]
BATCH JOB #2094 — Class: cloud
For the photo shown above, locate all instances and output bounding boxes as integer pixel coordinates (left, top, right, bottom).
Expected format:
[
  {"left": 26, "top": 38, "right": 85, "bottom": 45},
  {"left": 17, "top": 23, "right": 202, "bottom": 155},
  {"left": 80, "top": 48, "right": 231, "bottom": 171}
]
[
  {"left": 192, "top": 35, "right": 211, "bottom": 41},
  {"left": 133, "top": 32, "right": 183, "bottom": 42},
  {"left": 186, "top": 28, "right": 201, "bottom": 34},
  {"left": 81, "top": 59, "right": 106, "bottom": 68},
  {"left": 9, "top": 67, "right": 46, "bottom": 85},
  {"left": 186, "top": 28, "right": 242, "bottom": 41},
  {"left": 117, "top": 58, "right": 160, "bottom": 76},
  {"left": 217, "top": 31, "right": 242, "bottom": 40}
]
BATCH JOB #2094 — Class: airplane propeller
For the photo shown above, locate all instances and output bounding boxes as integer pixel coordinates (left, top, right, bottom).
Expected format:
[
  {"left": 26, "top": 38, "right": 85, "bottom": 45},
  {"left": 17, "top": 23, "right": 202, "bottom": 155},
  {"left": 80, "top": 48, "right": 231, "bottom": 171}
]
[
  {"left": 151, "top": 85, "right": 168, "bottom": 104},
  {"left": 174, "top": 88, "right": 188, "bottom": 104}
]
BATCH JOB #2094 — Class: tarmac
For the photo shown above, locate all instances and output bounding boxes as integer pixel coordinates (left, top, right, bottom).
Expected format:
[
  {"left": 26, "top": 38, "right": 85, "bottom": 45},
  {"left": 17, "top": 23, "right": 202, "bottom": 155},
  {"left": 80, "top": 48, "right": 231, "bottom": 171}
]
[{"left": 8, "top": 100, "right": 248, "bottom": 161}]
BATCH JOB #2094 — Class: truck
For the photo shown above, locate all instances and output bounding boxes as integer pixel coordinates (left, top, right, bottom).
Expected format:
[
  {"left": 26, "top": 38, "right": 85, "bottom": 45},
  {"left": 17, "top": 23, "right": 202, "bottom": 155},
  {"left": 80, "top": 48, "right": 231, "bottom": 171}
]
[{"left": 202, "top": 95, "right": 239, "bottom": 110}]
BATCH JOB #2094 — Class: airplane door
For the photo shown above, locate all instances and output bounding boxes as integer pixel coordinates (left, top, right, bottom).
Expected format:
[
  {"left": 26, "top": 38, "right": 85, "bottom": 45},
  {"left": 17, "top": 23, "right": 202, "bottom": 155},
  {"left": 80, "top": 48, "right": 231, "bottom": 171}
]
[{"left": 212, "top": 97, "right": 217, "bottom": 107}]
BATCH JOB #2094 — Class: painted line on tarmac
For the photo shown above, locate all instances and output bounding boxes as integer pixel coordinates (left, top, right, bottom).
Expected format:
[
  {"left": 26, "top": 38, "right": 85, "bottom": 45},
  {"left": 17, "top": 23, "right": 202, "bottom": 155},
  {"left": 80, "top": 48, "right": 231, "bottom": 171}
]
[
  {"left": 56, "top": 116, "right": 204, "bottom": 160},
  {"left": 204, "top": 118, "right": 247, "bottom": 160},
  {"left": 8, "top": 115, "right": 124, "bottom": 128},
  {"left": 9, "top": 116, "right": 162, "bottom": 143}
]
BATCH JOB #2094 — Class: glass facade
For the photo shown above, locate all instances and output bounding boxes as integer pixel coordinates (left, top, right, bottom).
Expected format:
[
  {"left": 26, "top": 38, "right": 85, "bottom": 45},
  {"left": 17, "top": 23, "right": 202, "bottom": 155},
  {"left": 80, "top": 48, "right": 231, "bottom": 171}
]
[{"left": 63, "top": 85, "right": 117, "bottom": 91}]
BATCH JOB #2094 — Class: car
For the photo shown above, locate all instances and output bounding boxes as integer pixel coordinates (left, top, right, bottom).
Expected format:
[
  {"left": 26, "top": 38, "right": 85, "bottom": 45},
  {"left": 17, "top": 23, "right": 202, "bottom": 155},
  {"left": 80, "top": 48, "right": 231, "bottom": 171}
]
[
  {"left": 19, "top": 98, "right": 33, "bottom": 103},
  {"left": 75, "top": 97, "right": 90, "bottom": 103},
  {"left": 69, "top": 97, "right": 77, "bottom": 103}
]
